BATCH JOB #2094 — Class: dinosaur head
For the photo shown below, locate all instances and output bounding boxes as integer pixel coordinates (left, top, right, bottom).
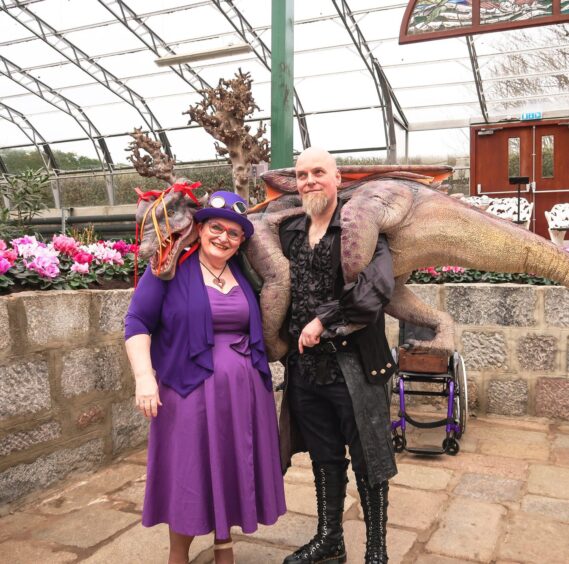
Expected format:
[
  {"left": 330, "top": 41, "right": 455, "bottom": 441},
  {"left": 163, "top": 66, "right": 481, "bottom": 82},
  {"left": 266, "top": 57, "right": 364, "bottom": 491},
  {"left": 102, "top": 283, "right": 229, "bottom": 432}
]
[{"left": 135, "top": 181, "right": 207, "bottom": 280}]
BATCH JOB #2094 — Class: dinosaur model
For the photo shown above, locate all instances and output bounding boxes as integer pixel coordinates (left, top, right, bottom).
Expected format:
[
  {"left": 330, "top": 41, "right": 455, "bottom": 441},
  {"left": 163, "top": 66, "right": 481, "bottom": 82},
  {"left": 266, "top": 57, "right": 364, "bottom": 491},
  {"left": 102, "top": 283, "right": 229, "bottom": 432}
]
[{"left": 133, "top": 164, "right": 569, "bottom": 362}]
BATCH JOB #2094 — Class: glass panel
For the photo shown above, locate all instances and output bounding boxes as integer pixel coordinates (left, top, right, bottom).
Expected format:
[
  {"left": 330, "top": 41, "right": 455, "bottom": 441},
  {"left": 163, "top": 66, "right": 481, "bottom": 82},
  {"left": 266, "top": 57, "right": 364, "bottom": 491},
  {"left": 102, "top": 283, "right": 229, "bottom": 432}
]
[
  {"left": 49, "top": 140, "right": 104, "bottom": 171},
  {"left": 407, "top": 0, "right": 473, "bottom": 36},
  {"left": 25, "top": 111, "right": 90, "bottom": 142},
  {"left": 305, "top": 109, "right": 387, "bottom": 151},
  {"left": 563, "top": 0, "right": 569, "bottom": 13},
  {"left": 0, "top": 145, "right": 46, "bottom": 173},
  {"left": 408, "top": 129, "right": 470, "bottom": 162},
  {"left": 84, "top": 103, "right": 144, "bottom": 135},
  {"left": 541, "top": 135, "right": 554, "bottom": 178},
  {"left": 508, "top": 138, "right": 521, "bottom": 178},
  {"left": 58, "top": 174, "right": 108, "bottom": 207},
  {"left": 480, "top": 0, "right": 552, "bottom": 25},
  {"left": 0, "top": 121, "right": 35, "bottom": 148}
]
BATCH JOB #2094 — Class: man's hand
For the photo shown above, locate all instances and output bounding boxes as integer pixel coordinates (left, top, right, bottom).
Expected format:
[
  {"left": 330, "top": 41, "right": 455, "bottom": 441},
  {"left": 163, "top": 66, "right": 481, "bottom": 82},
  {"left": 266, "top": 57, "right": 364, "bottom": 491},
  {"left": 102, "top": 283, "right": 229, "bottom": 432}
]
[
  {"left": 299, "top": 317, "right": 325, "bottom": 354},
  {"left": 135, "top": 372, "right": 162, "bottom": 418}
]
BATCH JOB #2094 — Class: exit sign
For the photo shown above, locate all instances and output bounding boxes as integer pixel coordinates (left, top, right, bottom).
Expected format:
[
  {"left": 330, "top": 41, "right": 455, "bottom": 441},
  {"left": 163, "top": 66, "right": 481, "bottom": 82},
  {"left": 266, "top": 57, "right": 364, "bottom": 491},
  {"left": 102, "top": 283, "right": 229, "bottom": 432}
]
[{"left": 521, "top": 111, "right": 542, "bottom": 121}]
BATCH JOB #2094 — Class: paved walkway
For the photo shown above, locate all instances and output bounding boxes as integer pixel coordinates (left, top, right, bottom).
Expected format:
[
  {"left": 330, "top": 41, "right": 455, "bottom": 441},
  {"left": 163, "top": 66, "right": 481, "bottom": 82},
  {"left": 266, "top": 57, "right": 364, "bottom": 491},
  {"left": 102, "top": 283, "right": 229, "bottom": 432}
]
[{"left": 2, "top": 414, "right": 569, "bottom": 563}]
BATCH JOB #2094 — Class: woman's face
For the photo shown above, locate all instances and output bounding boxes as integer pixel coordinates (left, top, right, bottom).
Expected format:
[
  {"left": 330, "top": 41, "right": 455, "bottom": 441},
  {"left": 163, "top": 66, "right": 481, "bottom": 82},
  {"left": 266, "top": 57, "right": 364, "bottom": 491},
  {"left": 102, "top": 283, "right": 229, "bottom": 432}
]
[{"left": 198, "top": 218, "right": 245, "bottom": 264}]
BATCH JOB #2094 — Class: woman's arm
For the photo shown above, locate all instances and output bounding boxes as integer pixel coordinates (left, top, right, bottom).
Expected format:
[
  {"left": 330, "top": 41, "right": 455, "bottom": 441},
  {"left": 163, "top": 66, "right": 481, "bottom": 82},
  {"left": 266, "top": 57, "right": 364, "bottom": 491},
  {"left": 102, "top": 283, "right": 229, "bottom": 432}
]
[
  {"left": 125, "top": 334, "right": 162, "bottom": 418},
  {"left": 124, "top": 268, "right": 167, "bottom": 417}
]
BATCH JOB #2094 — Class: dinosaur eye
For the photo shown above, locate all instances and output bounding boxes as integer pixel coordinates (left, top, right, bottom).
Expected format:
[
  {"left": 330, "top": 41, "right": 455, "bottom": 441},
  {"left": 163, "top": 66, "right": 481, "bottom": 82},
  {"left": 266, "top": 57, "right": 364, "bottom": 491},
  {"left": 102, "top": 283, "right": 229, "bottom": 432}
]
[{"left": 167, "top": 209, "right": 175, "bottom": 217}]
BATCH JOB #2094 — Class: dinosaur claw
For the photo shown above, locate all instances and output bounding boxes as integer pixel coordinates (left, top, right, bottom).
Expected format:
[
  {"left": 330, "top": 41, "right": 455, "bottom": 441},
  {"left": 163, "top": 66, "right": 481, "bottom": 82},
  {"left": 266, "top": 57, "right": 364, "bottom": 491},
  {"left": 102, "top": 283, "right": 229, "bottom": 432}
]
[{"left": 406, "top": 338, "right": 453, "bottom": 355}]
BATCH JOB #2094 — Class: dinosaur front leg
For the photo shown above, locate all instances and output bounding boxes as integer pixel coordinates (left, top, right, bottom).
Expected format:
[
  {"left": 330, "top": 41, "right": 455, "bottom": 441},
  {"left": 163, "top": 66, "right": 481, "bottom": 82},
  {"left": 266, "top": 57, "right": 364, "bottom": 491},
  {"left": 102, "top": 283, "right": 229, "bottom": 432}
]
[
  {"left": 385, "top": 277, "right": 455, "bottom": 354},
  {"left": 247, "top": 208, "right": 304, "bottom": 361}
]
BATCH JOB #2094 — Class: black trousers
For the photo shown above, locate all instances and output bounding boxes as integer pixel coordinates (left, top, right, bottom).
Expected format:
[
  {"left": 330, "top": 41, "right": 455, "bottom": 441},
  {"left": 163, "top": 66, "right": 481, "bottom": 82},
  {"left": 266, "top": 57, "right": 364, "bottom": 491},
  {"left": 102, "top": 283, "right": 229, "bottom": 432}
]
[{"left": 288, "top": 356, "right": 367, "bottom": 475}]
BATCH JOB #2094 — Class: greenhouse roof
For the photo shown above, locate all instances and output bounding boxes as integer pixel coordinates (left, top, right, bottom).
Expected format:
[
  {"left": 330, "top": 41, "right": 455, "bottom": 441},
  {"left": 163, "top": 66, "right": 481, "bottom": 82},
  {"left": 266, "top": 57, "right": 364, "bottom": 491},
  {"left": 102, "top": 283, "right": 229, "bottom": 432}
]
[{"left": 1, "top": 0, "right": 568, "bottom": 172}]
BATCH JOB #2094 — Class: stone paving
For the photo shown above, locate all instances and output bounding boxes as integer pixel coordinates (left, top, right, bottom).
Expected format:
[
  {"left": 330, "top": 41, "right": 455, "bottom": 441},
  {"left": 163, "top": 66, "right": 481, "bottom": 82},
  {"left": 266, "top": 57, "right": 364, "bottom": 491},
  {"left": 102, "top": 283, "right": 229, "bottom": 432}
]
[{"left": 2, "top": 414, "right": 569, "bottom": 563}]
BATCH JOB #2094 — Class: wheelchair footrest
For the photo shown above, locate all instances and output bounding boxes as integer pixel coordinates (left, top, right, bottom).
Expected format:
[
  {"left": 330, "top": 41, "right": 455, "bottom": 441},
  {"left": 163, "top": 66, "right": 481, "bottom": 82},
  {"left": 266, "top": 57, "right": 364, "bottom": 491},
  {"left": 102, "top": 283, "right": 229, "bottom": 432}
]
[
  {"left": 406, "top": 446, "right": 446, "bottom": 455},
  {"left": 404, "top": 413, "right": 450, "bottom": 429}
]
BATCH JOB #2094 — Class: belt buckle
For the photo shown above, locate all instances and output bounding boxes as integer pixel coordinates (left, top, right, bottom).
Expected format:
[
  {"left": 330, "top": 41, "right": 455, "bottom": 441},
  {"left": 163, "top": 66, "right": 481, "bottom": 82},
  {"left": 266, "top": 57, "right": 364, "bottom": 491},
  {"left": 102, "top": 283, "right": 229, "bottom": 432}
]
[{"left": 322, "top": 341, "right": 337, "bottom": 353}]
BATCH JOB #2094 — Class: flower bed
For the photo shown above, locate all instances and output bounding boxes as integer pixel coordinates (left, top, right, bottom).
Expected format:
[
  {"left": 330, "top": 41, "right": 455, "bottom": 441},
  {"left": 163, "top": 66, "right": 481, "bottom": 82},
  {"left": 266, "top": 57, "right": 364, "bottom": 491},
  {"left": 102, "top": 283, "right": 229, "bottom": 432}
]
[
  {"left": 408, "top": 265, "right": 564, "bottom": 286},
  {"left": 0, "top": 235, "right": 146, "bottom": 294}
]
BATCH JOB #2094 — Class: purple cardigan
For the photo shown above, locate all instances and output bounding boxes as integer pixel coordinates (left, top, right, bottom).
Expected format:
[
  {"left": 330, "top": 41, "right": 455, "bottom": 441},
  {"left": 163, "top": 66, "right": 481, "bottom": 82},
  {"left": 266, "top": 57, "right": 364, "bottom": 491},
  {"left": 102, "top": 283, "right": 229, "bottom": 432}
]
[{"left": 124, "top": 252, "right": 272, "bottom": 397}]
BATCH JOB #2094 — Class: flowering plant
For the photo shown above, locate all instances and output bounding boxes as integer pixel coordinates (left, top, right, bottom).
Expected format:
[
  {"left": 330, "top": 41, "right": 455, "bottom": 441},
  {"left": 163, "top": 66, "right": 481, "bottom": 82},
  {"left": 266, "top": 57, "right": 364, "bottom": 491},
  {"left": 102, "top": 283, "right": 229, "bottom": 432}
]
[
  {"left": 0, "top": 235, "right": 145, "bottom": 293},
  {"left": 408, "top": 265, "right": 559, "bottom": 286}
]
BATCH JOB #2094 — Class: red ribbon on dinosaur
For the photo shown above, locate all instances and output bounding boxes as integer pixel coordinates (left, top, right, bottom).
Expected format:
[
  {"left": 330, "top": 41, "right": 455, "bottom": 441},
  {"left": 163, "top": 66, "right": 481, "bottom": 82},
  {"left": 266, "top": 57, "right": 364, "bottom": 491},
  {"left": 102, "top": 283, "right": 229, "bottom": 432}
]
[{"left": 135, "top": 181, "right": 202, "bottom": 206}]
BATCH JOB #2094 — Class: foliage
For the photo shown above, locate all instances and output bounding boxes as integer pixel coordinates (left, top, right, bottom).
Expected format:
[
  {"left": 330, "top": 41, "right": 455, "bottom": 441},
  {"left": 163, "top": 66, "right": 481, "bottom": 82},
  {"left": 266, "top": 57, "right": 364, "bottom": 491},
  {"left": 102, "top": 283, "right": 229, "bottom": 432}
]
[
  {"left": 0, "top": 148, "right": 100, "bottom": 173},
  {"left": 408, "top": 265, "right": 561, "bottom": 286},
  {"left": 0, "top": 235, "right": 146, "bottom": 294},
  {"left": 0, "top": 168, "right": 49, "bottom": 239}
]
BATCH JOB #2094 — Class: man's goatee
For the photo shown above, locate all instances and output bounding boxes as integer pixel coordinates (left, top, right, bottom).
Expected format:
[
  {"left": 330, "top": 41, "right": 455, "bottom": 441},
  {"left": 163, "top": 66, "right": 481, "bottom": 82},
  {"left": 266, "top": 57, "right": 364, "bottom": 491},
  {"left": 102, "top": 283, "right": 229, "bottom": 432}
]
[{"left": 302, "top": 192, "right": 329, "bottom": 216}]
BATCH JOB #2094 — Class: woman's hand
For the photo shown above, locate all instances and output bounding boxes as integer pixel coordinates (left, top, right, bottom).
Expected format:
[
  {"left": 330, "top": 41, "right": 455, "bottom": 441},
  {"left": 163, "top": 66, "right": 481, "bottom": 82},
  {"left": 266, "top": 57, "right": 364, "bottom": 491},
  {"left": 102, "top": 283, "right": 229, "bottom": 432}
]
[
  {"left": 298, "top": 317, "right": 324, "bottom": 354},
  {"left": 135, "top": 372, "right": 162, "bottom": 418}
]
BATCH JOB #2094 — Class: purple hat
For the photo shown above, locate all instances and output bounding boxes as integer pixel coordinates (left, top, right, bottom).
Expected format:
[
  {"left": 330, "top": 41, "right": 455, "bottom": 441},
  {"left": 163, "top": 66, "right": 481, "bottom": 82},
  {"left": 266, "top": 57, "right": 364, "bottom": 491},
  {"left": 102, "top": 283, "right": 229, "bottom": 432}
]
[{"left": 194, "top": 190, "right": 254, "bottom": 239}]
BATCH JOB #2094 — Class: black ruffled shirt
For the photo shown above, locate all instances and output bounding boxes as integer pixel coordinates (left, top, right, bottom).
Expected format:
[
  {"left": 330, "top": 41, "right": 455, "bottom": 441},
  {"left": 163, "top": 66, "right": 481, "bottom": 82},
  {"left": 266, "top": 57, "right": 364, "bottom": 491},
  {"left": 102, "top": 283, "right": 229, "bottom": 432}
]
[
  {"left": 281, "top": 200, "right": 396, "bottom": 386},
  {"left": 288, "top": 223, "right": 344, "bottom": 385}
]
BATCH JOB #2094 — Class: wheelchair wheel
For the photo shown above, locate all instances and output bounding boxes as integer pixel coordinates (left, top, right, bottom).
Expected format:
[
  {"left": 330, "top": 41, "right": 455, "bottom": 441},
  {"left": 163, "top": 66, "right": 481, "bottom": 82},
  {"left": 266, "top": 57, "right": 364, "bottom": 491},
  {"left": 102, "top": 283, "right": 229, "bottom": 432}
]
[
  {"left": 452, "top": 352, "right": 468, "bottom": 439},
  {"left": 393, "top": 434, "right": 406, "bottom": 453},
  {"left": 443, "top": 437, "right": 460, "bottom": 455}
]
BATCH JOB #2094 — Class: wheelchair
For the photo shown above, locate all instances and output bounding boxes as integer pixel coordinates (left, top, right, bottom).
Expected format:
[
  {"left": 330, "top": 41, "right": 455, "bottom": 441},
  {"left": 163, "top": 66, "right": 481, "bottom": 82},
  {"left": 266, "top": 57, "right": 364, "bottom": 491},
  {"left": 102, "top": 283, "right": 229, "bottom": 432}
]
[{"left": 390, "top": 322, "right": 468, "bottom": 456}]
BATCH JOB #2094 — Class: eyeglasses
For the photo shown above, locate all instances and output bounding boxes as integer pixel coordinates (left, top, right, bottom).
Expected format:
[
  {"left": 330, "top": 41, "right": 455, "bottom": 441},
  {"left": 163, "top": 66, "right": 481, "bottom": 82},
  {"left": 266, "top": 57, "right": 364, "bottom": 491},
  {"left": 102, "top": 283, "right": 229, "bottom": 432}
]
[
  {"left": 209, "top": 195, "right": 247, "bottom": 215},
  {"left": 207, "top": 221, "right": 244, "bottom": 241}
]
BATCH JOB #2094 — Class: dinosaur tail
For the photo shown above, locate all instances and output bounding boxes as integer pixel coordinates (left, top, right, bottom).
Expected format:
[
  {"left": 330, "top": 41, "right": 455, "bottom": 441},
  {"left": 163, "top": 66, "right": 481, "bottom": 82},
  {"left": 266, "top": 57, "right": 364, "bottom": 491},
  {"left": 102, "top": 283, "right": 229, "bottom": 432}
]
[{"left": 398, "top": 198, "right": 569, "bottom": 287}]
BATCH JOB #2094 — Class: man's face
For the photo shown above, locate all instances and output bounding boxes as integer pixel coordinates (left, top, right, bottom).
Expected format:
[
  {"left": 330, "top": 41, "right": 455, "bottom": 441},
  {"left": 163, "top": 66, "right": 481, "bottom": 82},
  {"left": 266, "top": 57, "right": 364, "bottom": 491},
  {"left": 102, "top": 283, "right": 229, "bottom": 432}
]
[{"left": 295, "top": 150, "right": 340, "bottom": 217}]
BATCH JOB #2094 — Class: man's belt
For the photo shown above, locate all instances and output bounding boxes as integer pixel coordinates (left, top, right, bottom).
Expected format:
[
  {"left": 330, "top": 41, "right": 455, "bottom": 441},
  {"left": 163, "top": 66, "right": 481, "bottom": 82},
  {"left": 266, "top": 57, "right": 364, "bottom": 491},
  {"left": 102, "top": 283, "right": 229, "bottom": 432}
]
[{"left": 302, "top": 335, "right": 356, "bottom": 355}]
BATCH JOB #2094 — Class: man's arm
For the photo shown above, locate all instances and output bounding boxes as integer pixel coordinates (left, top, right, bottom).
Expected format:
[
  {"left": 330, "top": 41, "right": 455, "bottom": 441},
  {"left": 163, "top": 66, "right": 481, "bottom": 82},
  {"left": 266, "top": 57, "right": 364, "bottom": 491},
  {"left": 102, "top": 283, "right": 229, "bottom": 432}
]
[{"left": 316, "top": 234, "right": 394, "bottom": 330}]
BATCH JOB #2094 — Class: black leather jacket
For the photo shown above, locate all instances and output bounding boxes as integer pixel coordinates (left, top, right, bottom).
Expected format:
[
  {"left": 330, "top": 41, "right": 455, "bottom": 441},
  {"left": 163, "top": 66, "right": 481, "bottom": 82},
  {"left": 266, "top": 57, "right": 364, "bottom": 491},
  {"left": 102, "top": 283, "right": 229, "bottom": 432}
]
[{"left": 278, "top": 201, "right": 398, "bottom": 485}]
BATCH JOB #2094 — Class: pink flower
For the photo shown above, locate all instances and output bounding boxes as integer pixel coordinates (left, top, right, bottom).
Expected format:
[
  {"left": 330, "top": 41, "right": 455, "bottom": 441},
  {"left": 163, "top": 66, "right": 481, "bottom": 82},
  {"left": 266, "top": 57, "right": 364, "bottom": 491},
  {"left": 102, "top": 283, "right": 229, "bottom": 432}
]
[
  {"left": 0, "top": 240, "right": 6, "bottom": 251},
  {"left": 418, "top": 267, "right": 440, "bottom": 277},
  {"left": 52, "top": 234, "right": 79, "bottom": 256},
  {"left": 12, "top": 236, "right": 46, "bottom": 258},
  {"left": 112, "top": 240, "right": 130, "bottom": 256},
  {"left": 71, "top": 262, "right": 90, "bottom": 274},
  {"left": 0, "top": 247, "right": 17, "bottom": 265},
  {"left": 0, "top": 257, "right": 12, "bottom": 275},
  {"left": 73, "top": 251, "right": 94, "bottom": 265},
  {"left": 82, "top": 243, "right": 123, "bottom": 265},
  {"left": 442, "top": 266, "right": 466, "bottom": 274},
  {"left": 25, "top": 255, "right": 60, "bottom": 278}
]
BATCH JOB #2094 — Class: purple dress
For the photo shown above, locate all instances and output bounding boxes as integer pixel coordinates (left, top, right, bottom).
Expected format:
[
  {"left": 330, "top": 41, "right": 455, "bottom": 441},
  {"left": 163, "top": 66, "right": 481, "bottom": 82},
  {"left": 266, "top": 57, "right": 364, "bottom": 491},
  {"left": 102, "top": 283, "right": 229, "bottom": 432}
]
[{"left": 142, "top": 285, "right": 286, "bottom": 538}]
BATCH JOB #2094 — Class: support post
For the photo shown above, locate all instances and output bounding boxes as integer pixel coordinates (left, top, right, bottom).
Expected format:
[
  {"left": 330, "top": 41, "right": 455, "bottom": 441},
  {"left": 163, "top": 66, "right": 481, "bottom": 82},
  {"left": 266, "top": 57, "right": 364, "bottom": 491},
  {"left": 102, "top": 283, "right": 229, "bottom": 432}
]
[{"left": 271, "top": 0, "right": 294, "bottom": 169}]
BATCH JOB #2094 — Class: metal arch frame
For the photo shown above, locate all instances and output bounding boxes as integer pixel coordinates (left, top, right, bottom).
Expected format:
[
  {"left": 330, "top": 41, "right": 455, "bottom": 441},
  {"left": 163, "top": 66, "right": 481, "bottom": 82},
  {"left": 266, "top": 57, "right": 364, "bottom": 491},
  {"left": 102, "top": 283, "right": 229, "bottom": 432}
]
[
  {"left": 97, "top": 0, "right": 212, "bottom": 98},
  {"left": 0, "top": 55, "right": 107, "bottom": 164},
  {"left": 332, "top": 0, "right": 408, "bottom": 163},
  {"left": 0, "top": 54, "right": 117, "bottom": 203},
  {"left": 2, "top": 0, "right": 172, "bottom": 156},
  {"left": 466, "top": 36, "right": 489, "bottom": 124},
  {"left": 210, "top": 0, "right": 311, "bottom": 150},
  {"left": 0, "top": 101, "right": 62, "bottom": 206}
]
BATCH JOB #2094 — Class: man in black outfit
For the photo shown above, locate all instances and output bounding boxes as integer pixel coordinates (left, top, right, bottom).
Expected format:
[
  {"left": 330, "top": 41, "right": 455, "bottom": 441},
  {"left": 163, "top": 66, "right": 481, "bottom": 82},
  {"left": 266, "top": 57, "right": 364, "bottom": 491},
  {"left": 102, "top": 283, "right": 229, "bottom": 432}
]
[{"left": 279, "top": 147, "right": 397, "bottom": 564}]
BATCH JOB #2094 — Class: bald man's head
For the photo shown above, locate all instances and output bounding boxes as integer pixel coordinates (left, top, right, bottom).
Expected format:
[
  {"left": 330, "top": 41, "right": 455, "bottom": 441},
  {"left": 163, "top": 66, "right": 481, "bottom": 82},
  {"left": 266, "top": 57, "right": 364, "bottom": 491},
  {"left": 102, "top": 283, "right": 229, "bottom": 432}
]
[
  {"left": 295, "top": 147, "right": 341, "bottom": 218},
  {"left": 295, "top": 147, "right": 337, "bottom": 172}
]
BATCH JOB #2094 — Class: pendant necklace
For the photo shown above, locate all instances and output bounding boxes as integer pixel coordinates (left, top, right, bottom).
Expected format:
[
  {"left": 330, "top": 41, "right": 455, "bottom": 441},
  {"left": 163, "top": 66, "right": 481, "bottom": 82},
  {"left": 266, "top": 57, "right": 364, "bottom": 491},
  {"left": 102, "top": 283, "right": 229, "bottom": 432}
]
[{"left": 200, "top": 260, "right": 228, "bottom": 289}]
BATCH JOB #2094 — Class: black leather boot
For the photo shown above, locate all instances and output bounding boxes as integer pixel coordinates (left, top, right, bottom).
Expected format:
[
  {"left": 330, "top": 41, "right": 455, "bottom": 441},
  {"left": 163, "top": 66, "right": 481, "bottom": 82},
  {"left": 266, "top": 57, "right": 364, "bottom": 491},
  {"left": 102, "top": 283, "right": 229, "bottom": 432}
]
[
  {"left": 356, "top": 474, "right": 389, "bottom": 564},
  {"left": 283, "top": 460, "right": 348, "bottom": 564}
]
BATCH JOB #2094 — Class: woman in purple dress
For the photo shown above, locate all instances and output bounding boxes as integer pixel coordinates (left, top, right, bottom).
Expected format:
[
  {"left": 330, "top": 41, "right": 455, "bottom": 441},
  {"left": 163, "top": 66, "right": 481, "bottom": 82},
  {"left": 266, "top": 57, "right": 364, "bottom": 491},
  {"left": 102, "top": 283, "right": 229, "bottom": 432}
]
[{"left": 124, "top": 191, "right": 286, "bottom": 564}]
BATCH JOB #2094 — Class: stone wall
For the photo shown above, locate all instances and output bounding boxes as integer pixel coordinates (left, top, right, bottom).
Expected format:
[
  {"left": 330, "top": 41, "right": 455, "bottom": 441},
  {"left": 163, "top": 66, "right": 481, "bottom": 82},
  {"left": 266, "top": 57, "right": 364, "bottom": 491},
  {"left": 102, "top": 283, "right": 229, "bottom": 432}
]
[
  {"left": 384, "top": 285, "right": 569, "bottom": 419},
  {"left": 0, "top": 289, "right": 142, "bottom": 512},
  {"left": 1, "top": 284, "right": 568, "bottom": 510}
]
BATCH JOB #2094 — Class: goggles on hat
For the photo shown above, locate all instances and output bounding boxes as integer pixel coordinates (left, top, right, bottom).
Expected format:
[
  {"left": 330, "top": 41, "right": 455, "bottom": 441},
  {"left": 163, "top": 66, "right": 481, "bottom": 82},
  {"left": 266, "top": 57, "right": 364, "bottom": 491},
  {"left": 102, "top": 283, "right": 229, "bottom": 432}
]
[{"left": 209, "top": 195, "right": 247, "bottom": 215}]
